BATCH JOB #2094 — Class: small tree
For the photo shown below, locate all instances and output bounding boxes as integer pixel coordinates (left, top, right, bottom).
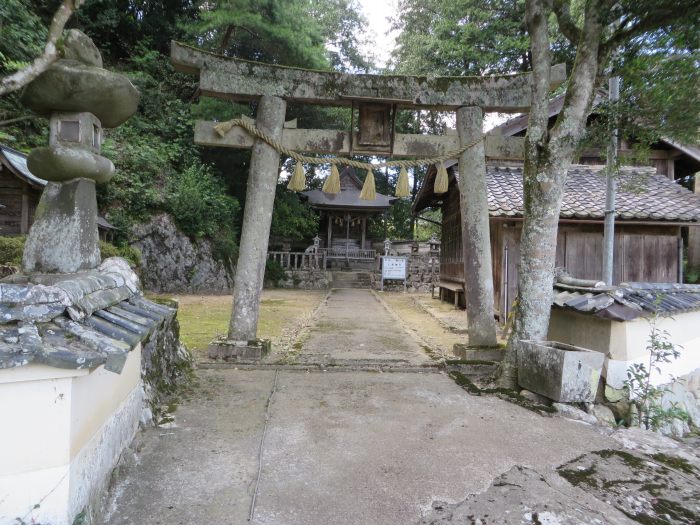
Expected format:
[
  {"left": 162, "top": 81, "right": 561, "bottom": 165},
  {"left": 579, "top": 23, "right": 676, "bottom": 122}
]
[{"left": 623, "top": 311, "right": 690, "bottom": 431}]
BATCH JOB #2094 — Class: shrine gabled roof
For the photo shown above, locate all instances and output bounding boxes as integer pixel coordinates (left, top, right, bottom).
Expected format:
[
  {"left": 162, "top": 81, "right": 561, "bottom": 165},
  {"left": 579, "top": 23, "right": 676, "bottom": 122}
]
[
  {"left": 0, "top": 144, "right": 47, "bottom": 188},
  {"left": 302, "top": 167, "right": 397, "bottom": 211},
  {"left": 413, "top": 161, "right": 700, "bottom": 224}
]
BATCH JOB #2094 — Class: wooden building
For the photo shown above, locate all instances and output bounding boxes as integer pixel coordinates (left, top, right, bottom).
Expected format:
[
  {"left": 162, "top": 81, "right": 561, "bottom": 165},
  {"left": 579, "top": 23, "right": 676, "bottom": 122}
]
[
  {"left": 301, "top": 167, "right": 396, "bottom": 266},
  {"left": 0, "top": 144, "right": 116, "bottom": 239},
  {"left": 413, "top": 161, "right": 700, "bottom": 320},
  {"left": 491, "top": 94, "right": 700, "bottom": 181},
  {"left": 0, "top": 145, "right": 44, "bottom": 235}
]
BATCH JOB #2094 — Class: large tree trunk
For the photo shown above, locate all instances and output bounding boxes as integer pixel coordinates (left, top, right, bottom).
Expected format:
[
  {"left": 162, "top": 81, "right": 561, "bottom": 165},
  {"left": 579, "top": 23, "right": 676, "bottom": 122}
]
[
  {"left": 457, "top": 106, "right": 497, "bottom": 347},
  {"left": 500, "top": 0, "right": 605, "bottom": 387},
  {"left": 228, "top": 95, "right": 286, "bottom": 340}
]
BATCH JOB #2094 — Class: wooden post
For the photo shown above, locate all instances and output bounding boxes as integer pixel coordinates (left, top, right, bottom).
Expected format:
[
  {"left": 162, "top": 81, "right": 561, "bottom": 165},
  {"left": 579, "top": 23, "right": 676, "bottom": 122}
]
[
  {"left": 327, "top": 213, "right": 332, "bottom": 248},
  {"left": 687, "top": 178, "right": 700, "bottom": 278},
  {"left": 228, "top": 95, "right": 286, "bottom": 341},
  {"left": 456, "top": 106, "right": 497, "bottom": 347},
  {"left": 20, "top": 182, "right": 29, "bottom": 234},
  {"left": 361, "top": 216, "right": 366, "bottom": 249}
]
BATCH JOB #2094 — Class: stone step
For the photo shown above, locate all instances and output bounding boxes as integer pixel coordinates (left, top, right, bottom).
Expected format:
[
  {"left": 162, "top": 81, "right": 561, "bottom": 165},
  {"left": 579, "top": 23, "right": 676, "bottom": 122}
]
[{"left": 453, "top": 344, "right": 505, "bottom": 362}]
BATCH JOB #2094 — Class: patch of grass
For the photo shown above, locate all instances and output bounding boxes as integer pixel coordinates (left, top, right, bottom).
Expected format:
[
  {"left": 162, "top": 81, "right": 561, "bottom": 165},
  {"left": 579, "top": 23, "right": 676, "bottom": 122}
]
[
  {"left": 161, "top": 290, "right": 324, "bottom": 360},
  {"left": 650, "top": 453, "right": 697, "bottom": 475}
]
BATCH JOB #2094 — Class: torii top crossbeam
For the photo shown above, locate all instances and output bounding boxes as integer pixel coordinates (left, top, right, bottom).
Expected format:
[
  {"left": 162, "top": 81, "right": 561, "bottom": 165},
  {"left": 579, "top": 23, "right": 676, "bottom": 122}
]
[{"left": 171, "top": 42, "right": 565, "bottom": 113}]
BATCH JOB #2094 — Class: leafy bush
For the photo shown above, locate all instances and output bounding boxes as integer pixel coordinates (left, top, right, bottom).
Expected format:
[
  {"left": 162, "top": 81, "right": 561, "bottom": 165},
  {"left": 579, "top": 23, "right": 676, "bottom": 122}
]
[
  {"left": 0, "top": 235, "right": 26, "bottom": 265},
  {"left": 166, "top": 164, "right": 240, "bottom": 239},
  {"left": 99, "top": 241, "right": 142, "bottom": 267},
  {"left": 264, "top": 259, "right": 287, "bottom": 286}
]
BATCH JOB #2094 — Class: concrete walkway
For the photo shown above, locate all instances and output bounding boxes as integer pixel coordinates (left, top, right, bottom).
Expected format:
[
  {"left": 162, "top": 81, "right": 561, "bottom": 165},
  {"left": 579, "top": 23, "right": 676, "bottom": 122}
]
[
  {"left": 297, "top": 288, "right": 429, "bottom": 366},
  {"left": 103, "top": 290, "right": 626, "bottom": 525}
]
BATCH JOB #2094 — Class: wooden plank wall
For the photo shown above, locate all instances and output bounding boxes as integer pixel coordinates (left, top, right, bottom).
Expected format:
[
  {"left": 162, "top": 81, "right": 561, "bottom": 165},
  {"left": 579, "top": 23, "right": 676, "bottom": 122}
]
[
  {"left": 439, "top": 209, "right": 681, "bottom": 319},
  {"left": 0, "top": 167, "right": 42, "bottom": 236}
]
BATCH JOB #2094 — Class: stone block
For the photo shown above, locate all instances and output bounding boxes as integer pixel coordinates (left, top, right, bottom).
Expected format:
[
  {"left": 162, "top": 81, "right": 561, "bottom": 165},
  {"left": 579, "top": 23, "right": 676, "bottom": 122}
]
[
  {"left": 207, "top": 338, "right": 270, "bottom": 361},
  {"left": 517, "top": 340, "right": 605, "bottom": 403},
  {"left": 453, "top": 344, "right": 505, "bottom": 362},
  {"left": 22, "top": 179, "right": 101, "bottom": 274}
]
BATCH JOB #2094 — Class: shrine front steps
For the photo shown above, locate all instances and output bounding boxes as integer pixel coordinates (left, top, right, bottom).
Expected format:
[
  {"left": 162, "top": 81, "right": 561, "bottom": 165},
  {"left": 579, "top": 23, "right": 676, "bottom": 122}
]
[{"left": 330, "top": 271, "right": 372, "bottom": 289}]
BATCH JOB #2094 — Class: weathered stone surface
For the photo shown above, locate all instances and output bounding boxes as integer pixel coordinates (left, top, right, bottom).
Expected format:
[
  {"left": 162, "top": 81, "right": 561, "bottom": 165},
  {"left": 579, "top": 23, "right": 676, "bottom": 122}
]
[
  {"left": 454, "top": 344, "right": 505, "bottom": 362},
  {"left": 130, "top": 213, "right": 231, "bottom": 293},
  {"left": 172, "top": 42, "right": 566, "bottom": 112},
  {"left": 553, "top": 402, "right": 598, "bottom": 424},
  {"left": 62, "top": 29, "right": 103, "bottom": 67},
  {"left": 20, "top": 59, "right": 139, "bottom": 128},
  {"left": 517, "top": 340, "right": 605, "bottom": 403},
  {"left": 208, "top": 338, "right": 270, "bottom": 361},
  {"left": 27, "top": 145, "right": 114, "bottom": 183},
  {"left": 371, "top": 252, "right": 439, "bottom": 293},
  {"left": 229, "top": 95, "right": 286, "bottom": 340},
  {"left": 519, "top": 388, "right": 553, "bottom": 406},
  {"left": 22, "top": 178, "right": 101, "bottom": 274},
  {"left": 558, "top": 449, "right": 700, "bottom": 524},
  {"left": 589, "top": 403, "right": 617, "bottom": 426},
  {"left": 196, "top": 120, "right": 526, "bottom": 159},
  {"left": 420, "top": 465, "right": 634, "bottom": 524},
  {"left": 276, "top": 269, "right": 330, "bottom": 289}
]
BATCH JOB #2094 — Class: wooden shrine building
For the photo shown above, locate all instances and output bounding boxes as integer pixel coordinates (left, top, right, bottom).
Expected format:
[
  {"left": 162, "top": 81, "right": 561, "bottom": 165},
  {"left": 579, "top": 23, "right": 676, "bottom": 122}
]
[
  {"left": 414, "top": 160, "right": 700, "bottom": 320},
  {"left": 0, "top": 144, "right": 116, "bottom": 239},
  {"left": 302, "top": 167, "right": 396, "bottom": 266}
]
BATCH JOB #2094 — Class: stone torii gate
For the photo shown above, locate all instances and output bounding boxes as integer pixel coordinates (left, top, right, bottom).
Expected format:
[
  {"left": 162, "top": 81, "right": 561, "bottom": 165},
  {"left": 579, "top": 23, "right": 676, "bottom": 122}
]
[{"left": 171, "top": 41, "right": 565, "bottom": 353}]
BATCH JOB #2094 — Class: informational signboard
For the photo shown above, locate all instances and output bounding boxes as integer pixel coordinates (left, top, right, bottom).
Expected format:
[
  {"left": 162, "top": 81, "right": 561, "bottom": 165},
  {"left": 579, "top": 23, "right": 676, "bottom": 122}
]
[{"left": 381, "top": 256, "right": 408, "bottom": 291}]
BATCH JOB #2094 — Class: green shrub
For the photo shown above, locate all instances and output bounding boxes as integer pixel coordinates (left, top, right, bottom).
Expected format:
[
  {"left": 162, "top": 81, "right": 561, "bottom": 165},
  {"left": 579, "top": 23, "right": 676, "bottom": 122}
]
[
  {"left": 166, "top": 164, "right": 240, "bottom": 240},
  {"left": 99, "top": 241, "right": 142, "bottom": 267},
  {"left": 0, "top": 235, "right": 26, "bottom": 265},
  {"left": 264, "top": 259, "right": 287, "bottom": 286}
]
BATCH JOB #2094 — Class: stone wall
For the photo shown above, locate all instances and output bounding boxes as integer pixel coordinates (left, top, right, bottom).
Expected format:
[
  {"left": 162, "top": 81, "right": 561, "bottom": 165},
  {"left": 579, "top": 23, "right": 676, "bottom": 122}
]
[
  {"left": 139, "top": 298, "right": 194, "bottom": 426},
  {"left": 275, "top": 269, "right": 331, "bottom": 289},
  {"left": 372, "top": 253, "right": 439, "bottom": 292},
  {"left": 130, "top": 213, "right": 232, "bottom": 294}
]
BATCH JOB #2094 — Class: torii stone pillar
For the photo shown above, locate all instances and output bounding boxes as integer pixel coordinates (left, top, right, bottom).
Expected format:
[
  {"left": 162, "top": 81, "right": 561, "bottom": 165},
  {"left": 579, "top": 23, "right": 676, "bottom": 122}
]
[
  {"left": 228, "top": 96, "right": 286, "bottom": 342},
  {"left": 457, "top": 107, "right": 497, "bottom": 346}
]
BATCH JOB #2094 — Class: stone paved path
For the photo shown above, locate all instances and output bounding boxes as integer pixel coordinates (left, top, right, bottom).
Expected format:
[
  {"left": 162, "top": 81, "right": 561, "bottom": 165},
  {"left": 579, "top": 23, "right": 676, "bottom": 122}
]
[
  {"left": 103, "top": 290, "right": 631, "bottom": 525},
  {"left": 296, "top": 288, "right": 429, "bottom": 366}
]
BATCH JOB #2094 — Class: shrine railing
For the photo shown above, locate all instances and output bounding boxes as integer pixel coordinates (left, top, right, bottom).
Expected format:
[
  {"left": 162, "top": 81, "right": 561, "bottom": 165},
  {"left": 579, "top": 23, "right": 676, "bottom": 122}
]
[
  {"left": 321, "top": 247, "right": 376, "bottom": 261},
  {"left": 268, "top": 251, "right": 325, "bottom": 270}
]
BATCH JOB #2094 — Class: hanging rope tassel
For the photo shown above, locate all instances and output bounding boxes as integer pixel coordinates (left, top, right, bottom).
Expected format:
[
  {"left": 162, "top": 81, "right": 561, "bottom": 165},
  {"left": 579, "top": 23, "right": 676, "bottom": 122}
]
[
  {"left": 434, "top": 162, "right": 449, "bottom": 194},
  {"left": 287, "top": 161, "right": 306, "bottom": 191},
  {"left": 322, "top": 163, "right": 341, "bottom": 194},
  {"left": 359, "top": 168, "right": 376, "bottom": 200},
  {"left": 395, "top": 166, "right": 410, "bottom": 198}
]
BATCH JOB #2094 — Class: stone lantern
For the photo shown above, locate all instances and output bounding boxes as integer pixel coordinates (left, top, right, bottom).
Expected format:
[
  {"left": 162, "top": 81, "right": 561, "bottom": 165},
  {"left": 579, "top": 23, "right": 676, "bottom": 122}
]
[
  {"left": 429, "top": 234, "right": 441, "bottom": 256},
  {"left": 19, "top": 30, "right": 139, "bottom": 274},
  {"left": 383, "top": 238, "right": 392, "bottom": 256}
]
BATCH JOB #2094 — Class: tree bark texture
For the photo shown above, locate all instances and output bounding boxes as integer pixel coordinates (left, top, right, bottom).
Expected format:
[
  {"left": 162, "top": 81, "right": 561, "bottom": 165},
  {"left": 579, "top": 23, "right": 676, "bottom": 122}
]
[
  {"left": 500, "top": 0, "right": 605, "bottom": 387},
  {"left": 457, "top": 106, "right": 497, "bottom": 347},
  {"left": 0, "top": 0, "right": 83, "bottom": 97},
  {"left": 228, "top": 95, "right": 286, "bottom": 340}
]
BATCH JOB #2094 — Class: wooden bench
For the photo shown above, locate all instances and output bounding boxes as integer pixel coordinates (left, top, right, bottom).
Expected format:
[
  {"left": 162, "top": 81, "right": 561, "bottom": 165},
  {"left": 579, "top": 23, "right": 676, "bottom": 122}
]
[{"left": 432, "top": 280, "right": 465, "bottom": 309}]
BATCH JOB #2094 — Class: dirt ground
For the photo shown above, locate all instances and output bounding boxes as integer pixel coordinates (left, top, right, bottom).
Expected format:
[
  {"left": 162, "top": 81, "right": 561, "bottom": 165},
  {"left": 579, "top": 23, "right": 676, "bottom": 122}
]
[{"left": 154, "top": 289, "right": 326, "bottom": 361}]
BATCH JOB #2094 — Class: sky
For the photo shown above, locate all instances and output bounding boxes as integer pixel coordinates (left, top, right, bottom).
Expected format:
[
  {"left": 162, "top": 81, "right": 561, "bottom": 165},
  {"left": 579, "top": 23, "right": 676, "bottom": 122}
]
[
  {"left": 356, "top": 0, "right": 399, "bottom": 69},
  {"left": 354, "top": 0, "right": 508, "bottom": 131}
]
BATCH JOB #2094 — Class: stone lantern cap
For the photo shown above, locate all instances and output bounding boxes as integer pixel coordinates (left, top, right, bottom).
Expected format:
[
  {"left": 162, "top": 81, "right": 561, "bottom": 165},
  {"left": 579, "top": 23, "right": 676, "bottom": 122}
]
[{"left": 20, "top": 30, "right": 139, "bottom": 128}]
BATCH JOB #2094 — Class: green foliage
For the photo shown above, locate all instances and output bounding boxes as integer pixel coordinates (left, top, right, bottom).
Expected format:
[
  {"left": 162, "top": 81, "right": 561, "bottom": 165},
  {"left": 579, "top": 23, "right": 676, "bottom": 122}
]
[
  {"left": 0, "top": 235, "right": 26, "bottom": 265},
  {"left": 623, "top": 309, "right": 690, "bottom": 431},
  {"left": 270, "top": 185, "right": 318, "bottom": 242},
  {"left": 264, "top": 258, "right": 287, "bottom": 286},
  {"left": 99, "top": 241, "right": 141, "bottom": 267},
  {"left": 166, "top": 164, "right": 240, "bottom": 239},
  {"left": 0, "top": 0, "right": 46, "bottom": 74}
]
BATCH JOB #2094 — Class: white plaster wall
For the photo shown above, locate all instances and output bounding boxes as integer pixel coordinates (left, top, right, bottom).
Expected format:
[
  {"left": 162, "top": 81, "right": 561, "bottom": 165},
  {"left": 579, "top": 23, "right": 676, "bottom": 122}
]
[
  {"left": 606, "top": 313, "right": 700, "bottom": 389},
  {"left": 0, "top": 346, "right": 143, "bottom": 525}
]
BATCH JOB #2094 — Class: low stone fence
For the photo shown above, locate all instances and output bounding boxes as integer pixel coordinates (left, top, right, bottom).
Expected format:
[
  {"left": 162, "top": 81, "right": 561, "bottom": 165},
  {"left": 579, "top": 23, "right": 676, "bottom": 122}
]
[
  {"left": 277, "top": 268, "right": 332, "bottom": 289},
  {"left": 372, "top": 253, "right": 440, "bottom": 292}
]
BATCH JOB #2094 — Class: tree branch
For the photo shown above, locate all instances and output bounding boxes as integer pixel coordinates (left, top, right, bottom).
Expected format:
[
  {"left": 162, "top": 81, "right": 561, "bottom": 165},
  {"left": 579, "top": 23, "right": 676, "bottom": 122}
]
[
  {"left": 0, "top": 0, "right": 84, "bottom": 97},
  {"left": 552, "top": 0, "right": 581, "bottom": 44},
  {"left": 600, "top": 7, "right": 684, "bottom": 56}
]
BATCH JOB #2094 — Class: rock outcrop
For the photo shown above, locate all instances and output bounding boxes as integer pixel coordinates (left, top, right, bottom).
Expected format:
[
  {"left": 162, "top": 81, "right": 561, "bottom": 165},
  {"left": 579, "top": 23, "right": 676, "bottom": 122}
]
[{"left": 130, "top": 213, "right": 232, "bottom": 293}]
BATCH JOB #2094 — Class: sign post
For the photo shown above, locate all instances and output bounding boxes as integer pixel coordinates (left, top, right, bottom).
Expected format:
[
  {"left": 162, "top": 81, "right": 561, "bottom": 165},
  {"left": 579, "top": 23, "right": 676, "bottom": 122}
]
[{"left": 381, "top": 256, "right": 408, "bottom": 291}]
